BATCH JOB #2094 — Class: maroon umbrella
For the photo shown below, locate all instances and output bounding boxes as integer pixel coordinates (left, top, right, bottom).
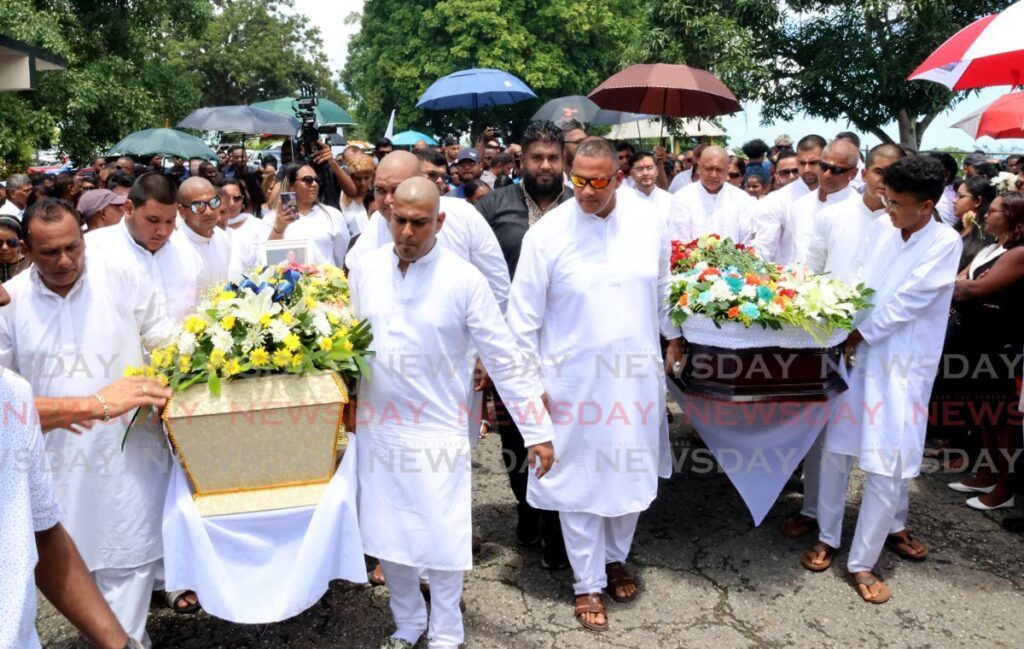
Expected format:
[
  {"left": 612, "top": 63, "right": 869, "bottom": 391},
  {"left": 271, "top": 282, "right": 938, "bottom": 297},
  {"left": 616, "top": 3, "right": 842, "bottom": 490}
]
[{"left": 588, "top": 63, "right": 741, "bottom": 118}]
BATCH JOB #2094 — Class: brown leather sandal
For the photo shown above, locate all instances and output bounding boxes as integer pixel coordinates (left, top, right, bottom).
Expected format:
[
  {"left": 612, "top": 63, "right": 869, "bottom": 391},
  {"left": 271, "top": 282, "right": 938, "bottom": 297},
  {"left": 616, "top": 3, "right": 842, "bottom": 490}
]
[
  {"left": 781, "top": 513, "right": 817, "bottom": 538},
  {"left": 605, "top": 561, "right": 638, "bottom": 603},
  {"left": 801, "top": 541, "right": 838, "bottom": 572},
  {"left": 574, "top": 592, "right": 609, "bottom": 632},
  {"left": 885, "top": 531, "right": 929, "bottom": 561},
  {"left": 849, "top": 571, "right": 891, "bottom": 604}
]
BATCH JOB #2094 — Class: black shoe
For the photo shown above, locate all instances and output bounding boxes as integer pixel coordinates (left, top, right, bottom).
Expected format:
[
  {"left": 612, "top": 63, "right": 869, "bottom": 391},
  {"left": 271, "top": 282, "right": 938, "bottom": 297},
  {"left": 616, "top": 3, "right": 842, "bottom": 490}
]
[
  {"left": 516, "top": 503, "right": 542, "bottom": 546},
  {"left": 1003, "top": 516, "right": 1024, "bottom": 533},
  {"left": 541, "top": 536, "right": 569, "bottom": 570}
]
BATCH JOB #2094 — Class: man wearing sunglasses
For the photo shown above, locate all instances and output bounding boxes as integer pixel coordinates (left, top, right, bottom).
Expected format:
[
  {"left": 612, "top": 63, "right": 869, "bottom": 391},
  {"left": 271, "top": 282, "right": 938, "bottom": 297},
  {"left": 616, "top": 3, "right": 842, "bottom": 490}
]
[
  {"left": 170, "top": 177, "right": 232, "bottom": 293},
  {"left": 508, "top": 137, "right": 682, "bottom": 632},
  {"left": 667, "top": 145, "right": 756, "bottom": 245},
  {"left": 751, "top": 134, "right": 825, "bottom": 262},
  {"left": 777, "top": 138, "right": 861, "bottom": 265}
]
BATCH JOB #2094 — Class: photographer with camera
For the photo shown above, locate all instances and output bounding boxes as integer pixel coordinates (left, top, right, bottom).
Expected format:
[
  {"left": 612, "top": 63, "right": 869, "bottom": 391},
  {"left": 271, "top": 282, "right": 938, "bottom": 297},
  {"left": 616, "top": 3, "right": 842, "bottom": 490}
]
[{"left": 293, "top": 87, "right": 361, "bottom": 212}]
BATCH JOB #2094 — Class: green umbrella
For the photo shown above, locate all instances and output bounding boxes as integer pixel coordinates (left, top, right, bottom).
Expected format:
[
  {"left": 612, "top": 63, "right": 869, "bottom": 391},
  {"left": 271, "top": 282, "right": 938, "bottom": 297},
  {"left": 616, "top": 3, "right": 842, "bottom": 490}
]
[
  {"left": 107, "top": 128, "right": 218, "bottom": 160},
  {"left": 250, "top": 97, "right": 357, "bottom": 126}
]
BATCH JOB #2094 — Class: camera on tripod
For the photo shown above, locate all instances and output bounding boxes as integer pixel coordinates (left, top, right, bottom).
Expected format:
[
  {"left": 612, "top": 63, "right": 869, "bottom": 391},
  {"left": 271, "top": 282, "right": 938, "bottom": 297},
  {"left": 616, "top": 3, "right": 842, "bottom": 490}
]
[{"left": 295, "top": 83, "right": 321, "bottom": 160}]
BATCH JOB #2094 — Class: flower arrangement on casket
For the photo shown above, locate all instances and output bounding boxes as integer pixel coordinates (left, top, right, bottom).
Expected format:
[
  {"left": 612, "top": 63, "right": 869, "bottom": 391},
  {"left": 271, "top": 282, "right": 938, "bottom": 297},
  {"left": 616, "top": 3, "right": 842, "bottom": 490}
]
[
  {"left": 668, "top": 235, "right": 873, "bottom": 402},
  {"left": 127, "top": 263, "right": 374, "bottom": 516}
]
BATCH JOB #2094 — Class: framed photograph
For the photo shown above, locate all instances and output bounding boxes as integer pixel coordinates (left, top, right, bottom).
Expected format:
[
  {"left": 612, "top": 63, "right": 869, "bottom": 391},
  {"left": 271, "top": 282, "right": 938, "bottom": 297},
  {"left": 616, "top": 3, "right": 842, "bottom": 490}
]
[{"left": 261, "top": 239, "right": 313, "bottom": 267}]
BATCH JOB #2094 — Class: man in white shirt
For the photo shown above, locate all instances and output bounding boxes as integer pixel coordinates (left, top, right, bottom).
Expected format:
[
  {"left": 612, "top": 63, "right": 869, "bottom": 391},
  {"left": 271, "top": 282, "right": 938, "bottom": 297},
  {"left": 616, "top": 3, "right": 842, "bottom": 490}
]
[
  {"left": 667, "top": 144, "right": 703, "bottom": 194},
  {"left": 351, "top": 177, "right": 555, "bottom": 649},
  {"left": 781, "top": 143, "right": 906, "bottom": 540},
  {"left": 0, "top": 198, "right": 177, "bottom": 646},
  {"left": 929, "top": 152, "right": 960, "bottom": 227},
  {"left": 627, "top": 151, "right": 672, "bottom": 223},
  {"left": 346, "top": 151, "right": 510, "bottom": 312},
  {"left": 777, "top": 138, "right": 862, "bottom": 265},
  {"left": 509, "top": 138, "right": 682, "bottom": 632},
  {"left": 0, "top": 174, "right": 32, "bottom": 219},
  {"left": 801, "top": 157, "right": 961, "bottom": 605},
  {"left": 86, "top": 173, "right": 204, "bottom": 323},
  {"left": 751, "top": 135, "right": 825, "bottom": 261},
  {"left": 667, "top": 145, "right": 755, "bottom": 244},
  {"left": 172, "top": 177, "right": 233, "bottom": 293}
]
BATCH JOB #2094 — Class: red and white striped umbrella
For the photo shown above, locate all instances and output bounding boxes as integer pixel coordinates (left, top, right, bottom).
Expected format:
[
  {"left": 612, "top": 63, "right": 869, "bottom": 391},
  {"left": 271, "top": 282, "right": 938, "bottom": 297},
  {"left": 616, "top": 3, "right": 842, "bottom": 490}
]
[
  {"left": 952, "top": 91, "right": 1024, "bottom": 139},
  {"left": 908, "top": 0, "right": 1024, "bottom": 90}
]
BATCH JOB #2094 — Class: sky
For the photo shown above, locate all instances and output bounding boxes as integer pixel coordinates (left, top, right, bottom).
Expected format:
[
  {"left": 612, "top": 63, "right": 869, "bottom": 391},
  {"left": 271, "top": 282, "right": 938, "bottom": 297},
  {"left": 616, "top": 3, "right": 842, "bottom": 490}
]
[{"left": 294, "top": 1, "right": 1024, "bottom": 154}]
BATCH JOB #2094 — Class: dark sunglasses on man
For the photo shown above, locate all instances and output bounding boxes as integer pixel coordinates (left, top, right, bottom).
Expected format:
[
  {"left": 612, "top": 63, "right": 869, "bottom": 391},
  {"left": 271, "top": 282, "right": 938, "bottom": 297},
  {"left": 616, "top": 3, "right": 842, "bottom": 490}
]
[
  {"left": 1, "top": 238, "right": 19, "bottom": 248},
  {"left": 777, "top": 168, "right": 800, "bottom": 177},
  {"left": 818, "top": 161, "right": 855, "bottom": 175},
  {"left": 728, "top": 172, "right": 743, "bottom": 179},
  {"left": 181, "top": 196, "right": 222, "bottom": 213}
]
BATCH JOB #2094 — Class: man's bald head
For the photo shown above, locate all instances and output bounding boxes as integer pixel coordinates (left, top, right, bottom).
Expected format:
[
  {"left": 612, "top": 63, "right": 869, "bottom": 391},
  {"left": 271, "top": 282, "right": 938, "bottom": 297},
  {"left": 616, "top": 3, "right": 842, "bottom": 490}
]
[
  {"left": 393, "top": 177, "right": 440, "bottom": 216},
  {"left": 698, "top": 146, "right": 730, "bottom": 194},
  {"left": 818, "top": 138, "right": 862, "bottom": 195},
  {"left": 177, "top": 176, "right": 214, "bottom": 203},
  {"left": 822, "top": 139, "right": 860, "bottom": 168},
  {"left": 375, "top": 150, "right": 424, "bottom": 220}
]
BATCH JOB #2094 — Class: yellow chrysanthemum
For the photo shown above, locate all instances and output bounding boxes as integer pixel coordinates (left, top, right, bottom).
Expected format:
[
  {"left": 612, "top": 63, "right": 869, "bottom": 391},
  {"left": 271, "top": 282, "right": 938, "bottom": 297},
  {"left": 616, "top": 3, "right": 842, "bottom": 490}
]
[
  {"left": 326, "top": 313, "right": 339, "bottom": 326},
  {"left": 283, "top": 333, "right": 301, "bottom": 351},
  {"left": 184, "top": 315, "right": 207, "bottom": 334},
  {"left": 272, "top": 349, "right": 292, "bottom": 368},
  {"left": 249, "top": 347, "right": 270, "bottom": 366},
  {"left": 144, "top": 366, "right": 157, "bottom": 378},
  {"left": 221, "top": 315, "right": 237, "bottom": 331},
  {"left": 280, "top": 311, "right": 295, "bottom": 325},
  {"left": 150, "top": 349, "right": 165, "bottom": 368},
  {"left": 156, "top": 374, "right": 169, "bottom": 386},
  {"left": 303, "top": 296, "right": 317, "bottom": 310},
  {"left": 342, "top": 340, "right": 354, "bottom": 352},
  {"left": 124, "top": 366, "right": 141, "bottom": 377},
  {"left": 258, "top": 312, "right": 272, "bottom": 327},
  {"left": 318, "top": 337, "right": 333, "bottom": 351},
  {"left": 224, "top": 358, "right": 243, "bottom": 377},
  {"left": 214, "top": 290, "right": 236, "bottom": 304},
  {"left": 290, "top": 353, "right": 304, "bottom": 368},
  {"left": 179, "top": 356, "right": 192, "bottom": 373},
  {"left": 209, "top": 348, "right": 226, "bottom": 368}
]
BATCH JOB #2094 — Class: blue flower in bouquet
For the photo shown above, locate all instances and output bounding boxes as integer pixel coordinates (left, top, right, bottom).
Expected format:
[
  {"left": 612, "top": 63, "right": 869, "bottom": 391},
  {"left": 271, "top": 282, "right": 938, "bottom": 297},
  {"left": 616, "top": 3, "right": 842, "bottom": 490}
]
[
  {"left": 756, "top": 285, "right": 774, "bottom": 302},
  {"left": 725, "top": 275, "right": 745, "bottom": 292},
  {"left": 273, "top": 268, "right": 302, "bottom": 302},
  {"left": 739, "top": 302, "right": 761, "bottom": 319},
  {"left": 697, "top": 290, "right": 713, "bottom": 305}
]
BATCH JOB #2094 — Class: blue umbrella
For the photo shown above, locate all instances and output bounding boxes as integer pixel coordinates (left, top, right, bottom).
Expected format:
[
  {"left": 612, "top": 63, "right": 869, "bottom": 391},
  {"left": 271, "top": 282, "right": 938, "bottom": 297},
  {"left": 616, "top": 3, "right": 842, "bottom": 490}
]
[
  {"left": 391, "top": 130, "right": 438, "bottom": 146},
  {"left": 416, "top": 68, "right": 537, "bottom": 111}
]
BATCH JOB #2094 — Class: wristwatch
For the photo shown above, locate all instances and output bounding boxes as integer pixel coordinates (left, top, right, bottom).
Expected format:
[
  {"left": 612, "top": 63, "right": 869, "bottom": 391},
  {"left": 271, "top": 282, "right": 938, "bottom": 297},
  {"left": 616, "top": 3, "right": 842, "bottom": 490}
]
[{"left": 123, "top": 637, "right": 145, "bottom": 649}]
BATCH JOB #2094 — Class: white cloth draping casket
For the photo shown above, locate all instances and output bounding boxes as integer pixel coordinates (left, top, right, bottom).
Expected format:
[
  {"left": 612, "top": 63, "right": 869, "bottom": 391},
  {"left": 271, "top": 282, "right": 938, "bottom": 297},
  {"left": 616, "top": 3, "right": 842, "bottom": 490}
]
[{"left": 161, "top": 437, "right": 366, "bottom": 624}]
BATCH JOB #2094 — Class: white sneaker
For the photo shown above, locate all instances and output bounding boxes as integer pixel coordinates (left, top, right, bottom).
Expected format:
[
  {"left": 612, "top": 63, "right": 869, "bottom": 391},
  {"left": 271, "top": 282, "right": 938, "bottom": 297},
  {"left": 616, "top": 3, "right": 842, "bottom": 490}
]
[
  {"left": 966, "top": 495, "right": 1015, "bottom": 511},
  {"left": 948, "top": 481, "right": 995, "bottom": 494}
]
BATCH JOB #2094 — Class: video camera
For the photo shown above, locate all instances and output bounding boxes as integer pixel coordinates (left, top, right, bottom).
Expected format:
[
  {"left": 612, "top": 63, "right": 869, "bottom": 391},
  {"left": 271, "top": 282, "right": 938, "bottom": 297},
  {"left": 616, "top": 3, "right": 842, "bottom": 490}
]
[{"left": 295, "top": 83, "right": 321, "bottom": 161}]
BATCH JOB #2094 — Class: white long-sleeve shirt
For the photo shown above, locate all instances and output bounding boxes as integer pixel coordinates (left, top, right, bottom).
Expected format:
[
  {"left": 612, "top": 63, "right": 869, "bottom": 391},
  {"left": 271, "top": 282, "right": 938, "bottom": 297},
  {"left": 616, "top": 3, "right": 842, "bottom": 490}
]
[
  {"left": 262, "top": 203, "right": 351, "bottom": 268},
  {"left": 631, "top": 185, "right": 672, "bottom": 224},
  {"left": 351, "top": 243, "right": 552, "bottom": 570},
  {"left": 0, "top": 254, "right": 176, "bottom": 571},
  {"left": 86, "top": 219, "right": 203, "bottom": 322},
  {"left": 804, "top": 197, "right": 889, "bottom": 283},
  {"left": 667, "top": 181, "right": 756, "bottom": 244},
  {"left": 172, "top": 221, "right": 233, "bottom": 294},
  {"left": 346, "top": 196, "right": 511, "bottom": 312},
  {"left": 508, "top": 197, "right": 679, "bottom": 517},
  {"left": 778, "top": 185, "right": 857, "bottom": 266},
  {"left": 750, "top": 178, "right": 813, "bottom": 262}
]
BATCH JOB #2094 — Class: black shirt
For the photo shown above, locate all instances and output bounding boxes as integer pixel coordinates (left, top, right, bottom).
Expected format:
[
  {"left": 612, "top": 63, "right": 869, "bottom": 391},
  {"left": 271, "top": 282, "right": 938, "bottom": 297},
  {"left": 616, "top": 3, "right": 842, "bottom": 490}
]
[{"left": 473, "top": 184, "right": 574, "bottom": 277}]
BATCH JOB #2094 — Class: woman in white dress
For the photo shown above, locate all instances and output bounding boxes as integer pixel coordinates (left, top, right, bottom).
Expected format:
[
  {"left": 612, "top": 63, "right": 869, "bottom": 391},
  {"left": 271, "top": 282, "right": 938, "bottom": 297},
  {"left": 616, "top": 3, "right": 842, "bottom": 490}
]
[{"left": 264, "top": 163, "right": 351, "bottom": 268}]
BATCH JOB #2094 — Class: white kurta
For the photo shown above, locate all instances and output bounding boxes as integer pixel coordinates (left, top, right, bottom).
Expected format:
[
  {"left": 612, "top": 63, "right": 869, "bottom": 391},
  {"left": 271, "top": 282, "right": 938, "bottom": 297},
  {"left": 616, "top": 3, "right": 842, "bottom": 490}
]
[
  {"left": 262, "top": 203, "right": 351, "bottom": 268},
  {"left": 227, "top": 216, "right": 269, "bottom": 280},
  {"left": 936, "top": 184, "right": 958, "bottom": 227},
  {"left": 85, "top": 219, "right": 203, "bottom": 323},
  {"left": 351, "top": 244, "right": 553, "bottom": 571},
  {"left": 345, "top": 197, "right": 511, "bottom": 312},
  {"left": 667, "top": 181, "right": 755, "bottom": 244},
  {"left": 668, "top": 169, "right": 694, "bottom": 194},
  {"left": 631, "top": 185, "right": 672, "bottom": 224},
  {"left": 803, "top": 197, "right": 889, "bottom": 283},
  {"left": 0, "top": 372, "right": 60, "bottom": 649},
  {"left": 172, "top": 221, "right": 233, "bottom": 293},
  {"left": 340, "top": 199, "right": 367, "bottom": 237},
  {"left": 778, "top": 185, "right": 857, "bottom": 266},
  {"left": 750, "top": 178, "right": 813, "bottom": 262},
  {"left": 0, "top": 256, "right": 176, "bottom": 571},
  {"left": 508, "top": 198, "right": 679, "bottom": 517},
  {"left": 825, "top": 218, "right": 962, "bottom": 478}
]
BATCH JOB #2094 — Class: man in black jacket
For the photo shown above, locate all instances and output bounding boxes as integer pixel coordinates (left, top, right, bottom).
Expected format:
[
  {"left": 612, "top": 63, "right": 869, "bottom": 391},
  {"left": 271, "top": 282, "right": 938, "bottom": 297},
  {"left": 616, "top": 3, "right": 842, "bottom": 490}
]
[{"left": 474, "top": 121, "right": 574, "bottom": 569}]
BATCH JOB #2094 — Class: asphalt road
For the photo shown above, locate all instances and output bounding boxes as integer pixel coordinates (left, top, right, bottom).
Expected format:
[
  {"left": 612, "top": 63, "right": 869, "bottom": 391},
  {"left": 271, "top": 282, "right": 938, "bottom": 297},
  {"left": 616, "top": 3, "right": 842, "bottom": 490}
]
[{"left": 38, "top": 410, "right": 1024, "bottom": 648}]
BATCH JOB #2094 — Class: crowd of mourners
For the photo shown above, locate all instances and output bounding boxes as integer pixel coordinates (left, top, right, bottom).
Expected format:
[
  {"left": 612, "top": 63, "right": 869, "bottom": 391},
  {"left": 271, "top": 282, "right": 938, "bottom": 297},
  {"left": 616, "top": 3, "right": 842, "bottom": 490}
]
[{"left": 2, "top": 116, "right": 1023, "bottom": 649}]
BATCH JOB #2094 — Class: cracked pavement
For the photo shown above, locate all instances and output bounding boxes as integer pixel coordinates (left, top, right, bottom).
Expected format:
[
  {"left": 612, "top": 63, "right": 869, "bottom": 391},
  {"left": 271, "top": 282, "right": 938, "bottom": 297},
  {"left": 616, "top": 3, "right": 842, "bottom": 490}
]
[{"left": 38, "top": 408, "right": 1024, "bottom": 648}]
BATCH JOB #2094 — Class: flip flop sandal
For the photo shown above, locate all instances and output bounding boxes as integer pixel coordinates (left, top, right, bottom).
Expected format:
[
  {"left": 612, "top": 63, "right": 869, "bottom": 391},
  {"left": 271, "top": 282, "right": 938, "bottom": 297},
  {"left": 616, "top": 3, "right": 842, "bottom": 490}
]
[
  {"left": 369, "top": 563, "right": 386, "bottom": 586},
  {"left": 164, "top": 589, "right": 201, "bottom": 615},
  {"left": 605, "top": 562, "right": 638, "bottom": 603},
  {"left": 574, "top": 593, "right": 609, "bottom": 632},
  {"left": 885, "top": 532, "right": 929, "bottom": 561},
  {"left": 800, "top": 542, "right": 838, "bottom": 572},
  {"left": 781, "top": 514, "right": 817, "bottom": 538},
  {"left": 849, "top": 572, "right": 891, "bottom": 604}
]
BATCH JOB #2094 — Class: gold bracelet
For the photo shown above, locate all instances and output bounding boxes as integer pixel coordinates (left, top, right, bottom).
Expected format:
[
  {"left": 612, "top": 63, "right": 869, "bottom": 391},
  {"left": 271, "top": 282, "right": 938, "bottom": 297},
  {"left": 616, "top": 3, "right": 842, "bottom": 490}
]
[{"left": 92, "top": 393, "right": 112, "bottom": 422}]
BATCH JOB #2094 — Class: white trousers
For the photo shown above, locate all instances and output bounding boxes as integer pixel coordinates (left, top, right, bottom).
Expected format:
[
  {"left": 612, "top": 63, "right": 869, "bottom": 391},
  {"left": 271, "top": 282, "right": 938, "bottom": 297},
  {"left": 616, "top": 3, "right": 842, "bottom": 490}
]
[
  {"left": 92, "top": 560, "right": 160, "bottom": 649},
  {"left": 800, "top": 430, "right": 824, "bottom": 518},
  {"left": 559, "top": 511, "right": 640, "bottom": 595},
  {"left": 380, "top": 560, "right": 464, "bottom": 649},
  {"left": 816, "top": 449, "right": 910, "bottom": 573}
]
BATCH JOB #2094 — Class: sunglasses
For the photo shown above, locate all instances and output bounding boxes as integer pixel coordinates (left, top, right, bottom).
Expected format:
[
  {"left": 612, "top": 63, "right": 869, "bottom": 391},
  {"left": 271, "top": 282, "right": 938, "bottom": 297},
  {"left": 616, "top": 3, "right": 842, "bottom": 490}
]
[
  {"left": 181, "top": 196, "right": 222, "bottom": 213},
  {"left": 423, "top": 171, "right": 445, "bottom": 181},
  {"left": 778, "top": 168, "right": 800, "bottom": 177},
  {"left": 569, "top": 174, "right": 615, "bottom": 190},
  {"left": 818, "top": 161, "right": 854, "bottom": 175},
  {"left": 0, "top": 238, "right": 18, "bottom": 248},
  {"left": 295, "top": 175, "right": 318, "bottom": 185},
  {"left": 728, "top": 172, "right": 743, "bottom": 179},
  {"left": 227, "top": 194, "right": 245, "bottom": 203}
]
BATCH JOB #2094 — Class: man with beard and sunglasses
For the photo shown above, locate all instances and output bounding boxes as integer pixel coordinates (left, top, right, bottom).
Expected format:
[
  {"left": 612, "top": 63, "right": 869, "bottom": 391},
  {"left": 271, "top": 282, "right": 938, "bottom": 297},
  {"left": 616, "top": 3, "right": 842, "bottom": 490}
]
[{"left": 473, "top": 121, "right": 574, "bottom": 570}]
